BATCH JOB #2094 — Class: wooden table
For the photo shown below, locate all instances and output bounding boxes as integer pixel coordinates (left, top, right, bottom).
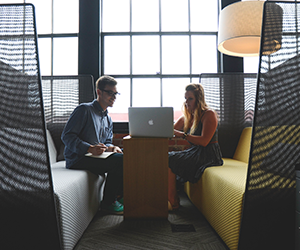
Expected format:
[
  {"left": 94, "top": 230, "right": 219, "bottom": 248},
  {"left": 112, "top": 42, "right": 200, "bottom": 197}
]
[{"left": 123, "top": 136, "right": 169, "bottom": 219}]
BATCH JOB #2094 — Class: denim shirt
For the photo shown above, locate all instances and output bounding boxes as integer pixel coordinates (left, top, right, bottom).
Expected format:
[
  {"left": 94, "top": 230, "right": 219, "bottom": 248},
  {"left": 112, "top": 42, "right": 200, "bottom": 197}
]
[{"left": 61, "top": 99, "right": 114, "bottom": 168}]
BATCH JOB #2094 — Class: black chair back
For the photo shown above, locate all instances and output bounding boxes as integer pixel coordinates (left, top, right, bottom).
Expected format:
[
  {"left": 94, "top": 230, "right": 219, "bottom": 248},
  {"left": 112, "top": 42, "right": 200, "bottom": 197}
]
[
  {"left": 0, "top": 4, "right": 61, "bottom": 249},
  {"left": 200, "top": 73, "right": 257, "bottom": 158},
  {"left": 239, "top": 2, "right": 300, "bottom": 249},
  {"left": 42, "top": 75, "right": 95, "bottom": 160}
]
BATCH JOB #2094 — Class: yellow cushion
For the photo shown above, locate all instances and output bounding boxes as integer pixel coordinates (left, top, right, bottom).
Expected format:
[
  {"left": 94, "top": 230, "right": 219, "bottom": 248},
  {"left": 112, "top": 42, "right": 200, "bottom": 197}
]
[
  {"left": 185, "top": 126, "right": 299, "bottom": 250},
  {"left": 185, "top": 161, "right": 247, "bottom": 250},
  {"left": 233, "top": 127, "right": 252, "bottom": 163}
]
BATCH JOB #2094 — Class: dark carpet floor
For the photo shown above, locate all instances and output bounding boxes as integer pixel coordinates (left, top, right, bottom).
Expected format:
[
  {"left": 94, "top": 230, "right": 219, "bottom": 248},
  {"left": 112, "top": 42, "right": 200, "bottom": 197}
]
[{"left": 74, "top": 192, "right": 229, "bottom": 250}]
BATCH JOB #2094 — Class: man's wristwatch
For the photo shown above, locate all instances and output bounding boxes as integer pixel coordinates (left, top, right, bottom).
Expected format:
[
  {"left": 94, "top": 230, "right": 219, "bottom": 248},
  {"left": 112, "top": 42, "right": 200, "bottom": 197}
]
[{"left": 183, "top": 132, "right": 188, "bottom": 139}]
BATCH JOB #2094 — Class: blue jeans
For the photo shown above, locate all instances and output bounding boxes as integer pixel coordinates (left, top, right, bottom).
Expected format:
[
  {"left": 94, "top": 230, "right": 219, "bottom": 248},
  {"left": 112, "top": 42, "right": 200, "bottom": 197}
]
[{"left": 71, "top": 153, "right": 123, "bottom": 204}]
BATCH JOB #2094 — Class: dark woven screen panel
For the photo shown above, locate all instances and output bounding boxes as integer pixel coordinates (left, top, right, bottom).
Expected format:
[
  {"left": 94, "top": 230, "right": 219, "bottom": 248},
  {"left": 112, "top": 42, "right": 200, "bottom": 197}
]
[
  {"left": 0, "top": 4, "right": 61, "bottom": 249},
  {"left": 42, "top": 75, "right": 95, "bottom": 124},
  {"left": 200, "top": 73, "right": 257, "bottom": 158},
  {"left": 42, "top": 75, "right": 95, "bottom": 158},
  {"left": 239, "top": 2, "right": 300, "bottom": 249}
]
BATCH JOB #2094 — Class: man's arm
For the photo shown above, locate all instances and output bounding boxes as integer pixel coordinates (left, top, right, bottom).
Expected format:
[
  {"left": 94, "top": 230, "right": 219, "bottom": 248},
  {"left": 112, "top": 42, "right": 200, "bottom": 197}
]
[
  {"left": 61, "top": 105, "right": 91, "bottom": 156},
  {"left": 103, "top": 115, "right": 123, "bottom": 154}
]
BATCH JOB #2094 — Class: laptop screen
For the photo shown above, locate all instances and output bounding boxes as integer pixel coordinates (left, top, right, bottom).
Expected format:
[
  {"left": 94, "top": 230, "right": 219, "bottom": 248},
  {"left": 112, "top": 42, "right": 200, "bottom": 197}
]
[{"left": 128, "top": 107, "right": 174, "bottom": 138}]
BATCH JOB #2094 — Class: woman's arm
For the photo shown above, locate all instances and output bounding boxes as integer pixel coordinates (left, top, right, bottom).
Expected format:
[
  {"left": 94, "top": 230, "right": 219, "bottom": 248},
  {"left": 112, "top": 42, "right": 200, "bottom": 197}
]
[
  {"left": 175, "top": 110, "right": 218, "bottom": 147},
  {"left": 174, "top": 115, "right": 184, "bottom": 130},
  {"left": 173, "top": 116, "right": 185, "bottom": 137}
]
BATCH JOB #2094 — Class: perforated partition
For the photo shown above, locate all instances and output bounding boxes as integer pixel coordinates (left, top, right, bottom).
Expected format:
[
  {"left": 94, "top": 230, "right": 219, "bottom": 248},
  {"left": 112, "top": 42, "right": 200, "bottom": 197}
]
[
  {"left": 239, "top": 2, "right": 300, "bottom": 249},
  {"left": 0, "top": 4, "right": 61, "bottom": 249},
  {"left": 42, "top": 75, "right": 95, "bottom": 159},
  {"left": 200, "top": 73, "right": 257, "bottom": 158}
]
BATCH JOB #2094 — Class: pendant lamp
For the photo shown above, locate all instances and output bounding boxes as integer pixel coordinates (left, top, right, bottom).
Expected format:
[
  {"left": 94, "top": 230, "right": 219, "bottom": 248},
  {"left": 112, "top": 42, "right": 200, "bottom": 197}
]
[{"left": 218, "top": 0, "right": 282, "bottom": 57}]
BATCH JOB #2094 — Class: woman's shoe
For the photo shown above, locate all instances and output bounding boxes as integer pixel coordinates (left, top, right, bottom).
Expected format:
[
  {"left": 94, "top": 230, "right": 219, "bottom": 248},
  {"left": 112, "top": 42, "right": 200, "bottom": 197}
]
[
  {"left": 168, "top": 201, "right": 173, "bottom": 211},
  {"left": 168, "top": 201, "right": 180, "bottom": 211}
]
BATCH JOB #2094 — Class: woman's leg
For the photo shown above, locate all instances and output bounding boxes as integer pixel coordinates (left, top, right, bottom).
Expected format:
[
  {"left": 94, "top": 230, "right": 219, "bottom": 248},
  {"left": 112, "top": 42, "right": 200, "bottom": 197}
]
[{"left": 168, "top": 168, "right": 179, "bottom": 209}]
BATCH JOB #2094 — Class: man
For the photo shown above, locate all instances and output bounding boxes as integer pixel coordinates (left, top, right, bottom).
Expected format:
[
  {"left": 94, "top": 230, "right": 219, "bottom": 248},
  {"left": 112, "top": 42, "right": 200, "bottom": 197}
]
[{"left": 61, "top": 75, "right": 123, "bottom": 214}]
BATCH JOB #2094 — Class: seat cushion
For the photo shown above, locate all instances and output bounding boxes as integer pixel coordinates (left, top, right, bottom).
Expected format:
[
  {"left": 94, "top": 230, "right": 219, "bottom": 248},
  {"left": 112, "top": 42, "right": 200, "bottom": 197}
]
[
  {"left": 185, "top": 159, "right": 248, "bottom": 250},
  {"left": 51, "top": 162, "right": 104, "bottom": 250},
  {"left": 47, "top": 129, "right": 57, "bottom": 165},
  {"left": 233, "top": 127, "right": 252, "bottom": 163}
]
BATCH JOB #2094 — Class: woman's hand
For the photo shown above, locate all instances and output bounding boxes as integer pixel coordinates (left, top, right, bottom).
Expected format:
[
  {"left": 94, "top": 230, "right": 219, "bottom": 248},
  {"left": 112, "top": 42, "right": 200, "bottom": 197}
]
[{"left": 174, "top": 129, "right": 185, "bottom": 138}]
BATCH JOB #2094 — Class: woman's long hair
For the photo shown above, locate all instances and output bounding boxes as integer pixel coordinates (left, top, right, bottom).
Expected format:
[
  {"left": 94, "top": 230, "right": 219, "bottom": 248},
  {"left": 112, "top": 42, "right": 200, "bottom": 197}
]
[{"left": 183, "top": 83, "right": 209, "bottom": 134}]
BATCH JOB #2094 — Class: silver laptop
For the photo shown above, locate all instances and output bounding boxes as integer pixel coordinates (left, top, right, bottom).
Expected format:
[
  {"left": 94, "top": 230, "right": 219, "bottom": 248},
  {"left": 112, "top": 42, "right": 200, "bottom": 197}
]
[{"left": 128, "top": 107, "right": 174, "bottom": 138}]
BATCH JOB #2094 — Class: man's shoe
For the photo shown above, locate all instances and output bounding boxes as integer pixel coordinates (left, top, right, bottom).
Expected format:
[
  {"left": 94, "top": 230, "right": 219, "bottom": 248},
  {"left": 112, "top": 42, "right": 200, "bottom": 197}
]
[
  {"left": 101, "top": 200, "right": 124, "bottom": 215},
  {"left": 118, "top": 197, "right": 124, "bottom": 205}
]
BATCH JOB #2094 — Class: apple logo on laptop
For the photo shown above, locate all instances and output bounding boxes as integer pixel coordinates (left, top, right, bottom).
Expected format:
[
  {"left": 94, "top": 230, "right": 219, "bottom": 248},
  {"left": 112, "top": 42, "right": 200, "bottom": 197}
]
[{"left": 148, "top": 119, "right": 154, "bottom": 125}]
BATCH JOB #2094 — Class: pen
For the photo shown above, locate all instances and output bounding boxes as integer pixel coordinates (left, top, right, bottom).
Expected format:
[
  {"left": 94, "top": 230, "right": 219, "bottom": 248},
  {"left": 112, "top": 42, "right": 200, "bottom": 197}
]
[{"left": 94, "top": 142, "right": 107, "bottom": 148}]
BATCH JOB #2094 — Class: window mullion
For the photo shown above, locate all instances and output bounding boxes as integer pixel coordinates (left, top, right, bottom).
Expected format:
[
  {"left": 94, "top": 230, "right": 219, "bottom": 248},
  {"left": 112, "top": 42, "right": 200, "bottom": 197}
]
[
  {"left": 130, "top": 0, "right": 133, "bottom": 107},
  {"left": 188, "top": 0, "right": 192, "bottom": 81},
  {"left": 51, "top": 0, "right": 54, "bottom": 76},
  {"left": 159, "top": 0, "right": 163, "bottom": 106}
]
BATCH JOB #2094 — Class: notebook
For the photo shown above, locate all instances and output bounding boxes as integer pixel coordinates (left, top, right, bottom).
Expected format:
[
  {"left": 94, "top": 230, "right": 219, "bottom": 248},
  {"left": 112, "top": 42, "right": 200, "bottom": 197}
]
[
  {"left": 128, "top": 107, "right": 174, "bottom": 138},
  {"left": 85, "top": 152, "right": 115, "bottom": 159}
]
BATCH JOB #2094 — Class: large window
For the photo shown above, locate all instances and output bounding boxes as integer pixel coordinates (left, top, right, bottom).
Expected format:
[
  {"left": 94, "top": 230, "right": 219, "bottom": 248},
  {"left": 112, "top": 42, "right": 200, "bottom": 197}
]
[
  {"left": 244, "top": 57, "right": 259, "bottom": 73},
  {"left": 101, "top": 0, "right": 219, "bottom": 121},
  {"left": 34, "top": 0, "right": 79, "bottom": 76},
  {"left": 1, "top": 0, "right": 79, "bottom": 76},
  {"left": 1, "top": 0, "right": 220, "bottom": 123}
]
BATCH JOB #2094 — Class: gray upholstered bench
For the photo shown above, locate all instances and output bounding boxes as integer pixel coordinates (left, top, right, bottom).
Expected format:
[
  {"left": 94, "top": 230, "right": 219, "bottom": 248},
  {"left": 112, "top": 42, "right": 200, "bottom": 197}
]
[{"left": 47, "top": 130, "right": 105, "bottom": 250}]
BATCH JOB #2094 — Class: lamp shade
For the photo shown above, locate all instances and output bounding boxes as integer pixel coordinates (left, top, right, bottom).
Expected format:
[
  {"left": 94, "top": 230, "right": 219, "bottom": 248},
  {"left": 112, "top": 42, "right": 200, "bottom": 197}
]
[
  {"left": 218, "top": 1, "right": 264, "bottom": 57},
  {"left": 218, "top": 1, "right": 282, "bottom": 57}
]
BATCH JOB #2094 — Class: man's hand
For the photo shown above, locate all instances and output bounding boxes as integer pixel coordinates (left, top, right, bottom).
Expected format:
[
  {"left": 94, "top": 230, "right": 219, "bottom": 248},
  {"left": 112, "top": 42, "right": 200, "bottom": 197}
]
[
  {"left": 88, "top": 143, "right": 107, "bottom": 156},
  {"left": 107, "top": 146, "right": 123, "bottom": 154}
]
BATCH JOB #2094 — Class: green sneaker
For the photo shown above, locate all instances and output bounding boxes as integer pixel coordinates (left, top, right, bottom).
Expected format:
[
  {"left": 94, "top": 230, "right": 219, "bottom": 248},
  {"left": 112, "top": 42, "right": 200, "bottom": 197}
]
[
  {"left": 118, "top": 197, "right": 124, "bottom": 205},
  {"left": 101, "top": 200, "right": 124, "bottom": 215}
]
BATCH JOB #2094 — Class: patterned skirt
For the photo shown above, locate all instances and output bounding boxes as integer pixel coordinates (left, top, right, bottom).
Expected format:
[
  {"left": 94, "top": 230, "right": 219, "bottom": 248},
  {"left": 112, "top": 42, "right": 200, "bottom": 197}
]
[{"left": 168, "top": 143, "right": 223, "bottom": 183}]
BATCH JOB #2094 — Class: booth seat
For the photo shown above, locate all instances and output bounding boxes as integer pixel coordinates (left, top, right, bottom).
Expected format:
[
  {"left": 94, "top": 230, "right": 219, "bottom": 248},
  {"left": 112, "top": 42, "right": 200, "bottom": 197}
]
[
  {"left": 185, "top": 124, "right": 299, "bottom": 250},
  {"left": 47, "top": 130, "right": 105, "bottom": 250},
  {"left": 184, "top": 127, "right": 252, "bottom": 250}
]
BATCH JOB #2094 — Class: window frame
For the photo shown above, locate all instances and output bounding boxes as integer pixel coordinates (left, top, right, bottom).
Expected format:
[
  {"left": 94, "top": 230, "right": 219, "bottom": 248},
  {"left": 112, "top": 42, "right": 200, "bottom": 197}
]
[
  {"left": 17, "top": 0, "right": 226, "bottom": 133},
  {"left": 100, "top": 0, "right": 221, "bottom": 133},
  {"left": 38, "top": 33, "right": 79, "bottom": 76}
]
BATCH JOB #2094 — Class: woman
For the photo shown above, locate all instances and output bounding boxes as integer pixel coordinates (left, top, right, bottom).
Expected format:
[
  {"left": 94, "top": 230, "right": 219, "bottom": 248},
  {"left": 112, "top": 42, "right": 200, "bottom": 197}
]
[{"left": 168, "top": 83, "right": 223, "bottom": 210}]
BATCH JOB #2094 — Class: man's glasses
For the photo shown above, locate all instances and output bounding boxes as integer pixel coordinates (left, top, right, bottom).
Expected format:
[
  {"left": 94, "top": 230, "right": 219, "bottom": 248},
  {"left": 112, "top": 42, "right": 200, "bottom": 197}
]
[{"left": 100, "top": 89, "right": 120, "bottom": 97}]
